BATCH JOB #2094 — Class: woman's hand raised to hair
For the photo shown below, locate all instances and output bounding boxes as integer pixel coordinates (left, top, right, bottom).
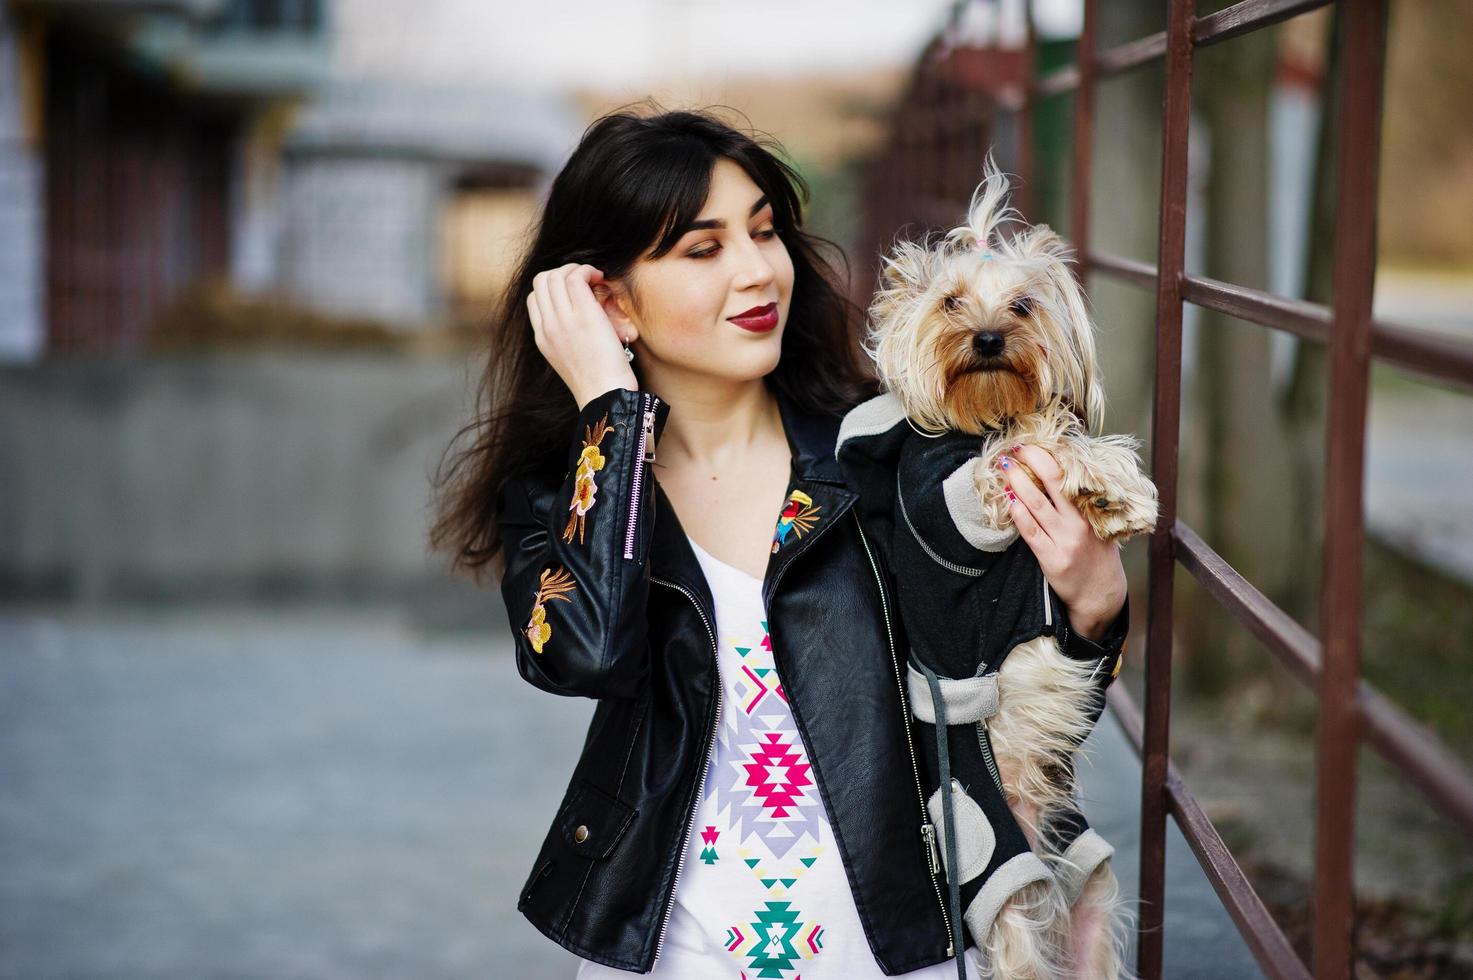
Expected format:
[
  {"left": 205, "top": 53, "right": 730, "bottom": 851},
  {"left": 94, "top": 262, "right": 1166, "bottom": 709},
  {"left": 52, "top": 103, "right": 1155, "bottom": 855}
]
[
  {"left": 526, "top": 263, "right": 639, "bottom": 411},
  {"left": 999, "top": 443, "right": 1127, "bottom": 642}
]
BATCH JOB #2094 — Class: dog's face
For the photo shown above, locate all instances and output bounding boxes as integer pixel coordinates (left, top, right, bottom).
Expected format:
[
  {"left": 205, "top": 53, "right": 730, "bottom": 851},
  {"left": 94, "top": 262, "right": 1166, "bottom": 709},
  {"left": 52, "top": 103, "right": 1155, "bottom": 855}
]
[{"left": 864, "top": 164, "right": 1104, "bottom": 436}]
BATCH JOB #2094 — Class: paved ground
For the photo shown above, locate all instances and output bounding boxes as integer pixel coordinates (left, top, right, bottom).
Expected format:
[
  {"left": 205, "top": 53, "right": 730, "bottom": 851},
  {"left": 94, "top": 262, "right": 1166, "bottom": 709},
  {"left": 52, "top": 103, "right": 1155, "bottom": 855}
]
[{"left": 0, "top": 605, "right": 1263, "bottom": 979}]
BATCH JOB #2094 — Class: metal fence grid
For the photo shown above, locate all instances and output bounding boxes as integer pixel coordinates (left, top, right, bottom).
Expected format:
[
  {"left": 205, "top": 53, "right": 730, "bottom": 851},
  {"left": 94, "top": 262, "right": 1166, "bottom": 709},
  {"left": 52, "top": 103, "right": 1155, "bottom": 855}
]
[{"left": 1019, "top": 1, "right": 1473, "bottom": 977}]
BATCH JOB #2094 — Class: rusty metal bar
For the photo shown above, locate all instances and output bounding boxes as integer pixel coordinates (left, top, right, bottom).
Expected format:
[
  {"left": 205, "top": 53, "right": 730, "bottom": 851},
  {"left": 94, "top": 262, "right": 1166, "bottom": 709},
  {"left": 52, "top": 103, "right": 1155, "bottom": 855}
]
[
  {"left": 1359, "top": 687, "right": 1473, "bottom": 842},
  {"left": 1085, "top": 249, "right": 1157, "bottom": 292},
  {"left": 1175, "top": 520, "right": 1473, "bottom": 840},
  {"left": 1139, "top": 0, "right": 1195, "bottom": 975},
  {"left": 1181, "top": 274, "right": 1331, "bottom": 343},
  {"left": 1314, "top": 2, "right": 1387, "bottom": 973},
  {"left": 1036, "top": 0, "right": 1333, "bottom": 97},
  {"left": 1085, "top": 252, "right": 1473, "bottom": 393},
  {"left": 1096, "top": 33, "right": 1167, "bottom": 78},
  {"left": 1174, "top": 521, "right": 1320, "bottom": 688},
  {"left": 1195, "top": 0, "right": 1333, "bottom": 49},
  {"left": 1069, "top": 0, "right": 1098, "bottom": 281},
  {"left": 1108, "top": 686, "right": 1313, "bottom": 980},
  {"left": 1369, "top": 321, "right": 1473, "bottom": 394}
]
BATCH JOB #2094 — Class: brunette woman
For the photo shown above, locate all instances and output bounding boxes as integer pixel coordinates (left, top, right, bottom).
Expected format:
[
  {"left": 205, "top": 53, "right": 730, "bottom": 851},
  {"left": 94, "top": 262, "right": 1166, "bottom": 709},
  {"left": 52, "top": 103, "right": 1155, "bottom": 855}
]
[{"left": 430, "top": 104, "right": 1128, "bottom": 978}]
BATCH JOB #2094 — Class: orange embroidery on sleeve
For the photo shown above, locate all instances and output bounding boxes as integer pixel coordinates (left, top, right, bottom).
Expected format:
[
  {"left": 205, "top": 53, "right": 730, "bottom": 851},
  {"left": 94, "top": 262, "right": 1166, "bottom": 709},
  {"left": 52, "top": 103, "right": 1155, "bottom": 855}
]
[
  {"left": 526, "top": 566, "right": 577, "bottom": 654},
  {"left": 563, "top": 413, "right": 621, "bottom": 545}
]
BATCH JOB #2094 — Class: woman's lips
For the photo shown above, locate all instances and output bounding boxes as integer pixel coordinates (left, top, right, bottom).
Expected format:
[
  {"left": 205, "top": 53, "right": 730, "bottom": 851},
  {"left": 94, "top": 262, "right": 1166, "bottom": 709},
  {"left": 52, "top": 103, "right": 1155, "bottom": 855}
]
[{"left": 728, "top": 302, "right": 778, "bottom": 332}]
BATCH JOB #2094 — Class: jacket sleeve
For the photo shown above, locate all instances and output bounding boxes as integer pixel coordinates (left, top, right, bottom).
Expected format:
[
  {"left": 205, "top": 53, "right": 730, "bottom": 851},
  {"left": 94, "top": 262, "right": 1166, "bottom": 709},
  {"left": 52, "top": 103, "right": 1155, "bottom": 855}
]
[
  {"left": 1058, "top": 593, "right": 1130, "bottom": 692},
  {"left": 495, "top": 385, "right": 671, "bottom": 700}
]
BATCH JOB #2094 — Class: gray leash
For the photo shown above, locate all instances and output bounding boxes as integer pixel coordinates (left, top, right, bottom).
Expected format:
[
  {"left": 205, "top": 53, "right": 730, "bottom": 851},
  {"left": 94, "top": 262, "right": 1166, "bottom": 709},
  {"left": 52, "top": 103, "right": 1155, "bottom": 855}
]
[{"left": 919, "top": 658, "right": 968, "bottom": 980}]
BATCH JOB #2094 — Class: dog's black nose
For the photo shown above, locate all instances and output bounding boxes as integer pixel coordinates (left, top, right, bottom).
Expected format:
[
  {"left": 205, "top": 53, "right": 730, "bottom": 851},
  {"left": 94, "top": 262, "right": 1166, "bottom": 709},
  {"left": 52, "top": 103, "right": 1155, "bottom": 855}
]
[{"left": 972, "top": 331, "right": 1005, "bottom": 358}]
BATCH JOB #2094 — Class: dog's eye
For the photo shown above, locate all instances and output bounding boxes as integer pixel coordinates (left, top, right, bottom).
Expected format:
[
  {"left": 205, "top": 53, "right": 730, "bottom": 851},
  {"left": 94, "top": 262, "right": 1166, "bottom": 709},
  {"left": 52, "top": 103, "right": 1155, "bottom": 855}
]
[
  {"left": 1009, "top": 296, "right": 1035, "bottom": 317},
  {"left": 943, "top": 293, "right": 965, "bottom": 313}
]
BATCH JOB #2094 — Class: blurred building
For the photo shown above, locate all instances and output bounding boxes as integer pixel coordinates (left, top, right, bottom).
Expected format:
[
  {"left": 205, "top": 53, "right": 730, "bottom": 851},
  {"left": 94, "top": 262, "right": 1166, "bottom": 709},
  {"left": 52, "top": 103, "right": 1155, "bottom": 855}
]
[
  {"left": 0, "top": 0, "right": 582, "bottom": 362},
  {"left": 0, "top": 0, "right": 329, "bottom": 358},
  {"left": 279, "top": 81, "right": 578, "bottom": 326}
]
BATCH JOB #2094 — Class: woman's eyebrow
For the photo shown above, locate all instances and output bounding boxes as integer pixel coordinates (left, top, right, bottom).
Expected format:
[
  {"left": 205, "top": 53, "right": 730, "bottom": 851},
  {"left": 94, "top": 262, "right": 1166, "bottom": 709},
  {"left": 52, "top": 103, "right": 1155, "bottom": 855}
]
[{"left": 677, "top": 195, "right": 771, "bottom": 234}]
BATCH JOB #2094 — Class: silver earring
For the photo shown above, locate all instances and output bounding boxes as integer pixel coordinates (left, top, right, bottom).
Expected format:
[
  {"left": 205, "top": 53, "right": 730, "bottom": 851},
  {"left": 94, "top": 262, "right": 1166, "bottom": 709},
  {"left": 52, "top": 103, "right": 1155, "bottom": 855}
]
[{"left": 623, "top": 340, "right": 634, "bottom": 362}]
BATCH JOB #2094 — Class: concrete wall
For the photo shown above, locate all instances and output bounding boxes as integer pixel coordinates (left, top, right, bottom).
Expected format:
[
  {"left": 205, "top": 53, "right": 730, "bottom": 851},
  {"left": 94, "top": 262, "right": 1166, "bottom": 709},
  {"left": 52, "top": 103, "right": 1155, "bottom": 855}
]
[{"left": 0, "top": 352, "right": 491, "bottom": 606}]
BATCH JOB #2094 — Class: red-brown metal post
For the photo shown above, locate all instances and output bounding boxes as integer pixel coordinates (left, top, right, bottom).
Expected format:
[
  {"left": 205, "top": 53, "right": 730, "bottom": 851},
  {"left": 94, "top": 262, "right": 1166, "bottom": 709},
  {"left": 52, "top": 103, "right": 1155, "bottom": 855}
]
[
  {"left": 1069, "top": 0, "right": 1098, "bottom": 281},
  {"left": 1017, "top": 0, "right": 1038, "bottom": 219},
  {"left": 1312, "top": 2, "right": 1387, "bottom": 976},
  {"left": 1140, "top": 0, "right": 1196, "bottom": 976}
]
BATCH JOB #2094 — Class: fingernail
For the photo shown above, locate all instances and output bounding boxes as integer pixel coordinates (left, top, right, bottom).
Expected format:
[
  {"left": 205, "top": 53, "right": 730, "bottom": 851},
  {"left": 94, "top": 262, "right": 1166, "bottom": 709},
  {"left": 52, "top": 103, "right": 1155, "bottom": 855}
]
[
  {"left": 1000, "top": 458, "right": 1010, "bottom": 469},
  {"left": 1006, "top": 489, "right": 1017, "bottom": 501},
  {"left": 1011, "top": 444, "right": 1023, "bottom": 453}
]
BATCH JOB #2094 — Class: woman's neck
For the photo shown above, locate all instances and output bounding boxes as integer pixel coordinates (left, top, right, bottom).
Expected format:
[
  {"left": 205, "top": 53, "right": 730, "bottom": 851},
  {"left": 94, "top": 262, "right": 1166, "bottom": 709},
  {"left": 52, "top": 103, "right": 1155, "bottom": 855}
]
[{"left": 647, "top": 375, "right": 785, "bottom": 474}]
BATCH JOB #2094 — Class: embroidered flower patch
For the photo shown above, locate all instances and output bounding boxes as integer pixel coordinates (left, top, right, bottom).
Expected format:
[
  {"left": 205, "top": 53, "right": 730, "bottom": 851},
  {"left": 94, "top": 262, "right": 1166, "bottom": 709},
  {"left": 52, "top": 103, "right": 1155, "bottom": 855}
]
[
  {"left": 563, "top": 413, "right": 619, "bottom": 545},
  {"left": 525, "top": 565, "right": 577, "bottom": 654}
]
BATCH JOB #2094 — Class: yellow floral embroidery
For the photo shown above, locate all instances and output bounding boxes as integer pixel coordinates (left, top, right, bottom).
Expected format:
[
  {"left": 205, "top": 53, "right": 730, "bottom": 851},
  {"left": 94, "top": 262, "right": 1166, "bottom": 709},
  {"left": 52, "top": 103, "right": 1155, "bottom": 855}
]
[
  {"left": 770, "top": 488, "right": 822, "bottom": 554},
  {"left": 525, "top": 566, "right": 577, "bottom": 654},
  {"left": 563, "top": 413, "right": 620, "bottom": 545}
]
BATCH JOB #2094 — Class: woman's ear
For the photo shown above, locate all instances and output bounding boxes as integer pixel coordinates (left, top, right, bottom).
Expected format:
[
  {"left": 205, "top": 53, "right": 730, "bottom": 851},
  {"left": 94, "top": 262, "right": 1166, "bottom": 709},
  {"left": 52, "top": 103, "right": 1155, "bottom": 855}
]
[{"left": 594, "top": 282, "right": 638, "bottom": 344}]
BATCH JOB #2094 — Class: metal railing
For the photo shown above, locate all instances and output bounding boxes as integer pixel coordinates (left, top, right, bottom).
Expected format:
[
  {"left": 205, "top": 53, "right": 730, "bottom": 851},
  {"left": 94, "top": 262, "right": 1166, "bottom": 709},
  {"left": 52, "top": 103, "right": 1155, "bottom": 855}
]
[{"left": 1020, "top": 2, "right": 1473, "bottom": 977}]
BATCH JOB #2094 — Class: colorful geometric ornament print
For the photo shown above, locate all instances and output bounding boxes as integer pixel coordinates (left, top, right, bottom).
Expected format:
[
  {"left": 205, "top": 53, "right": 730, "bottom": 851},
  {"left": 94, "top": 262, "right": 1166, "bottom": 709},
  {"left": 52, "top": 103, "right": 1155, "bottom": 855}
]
[
  {"left": 744, "top": 731, "right": 812, "bottom": 819},
  {"left": 562, "top": 412, "right": 620, "bottom": 545},
  {"left": 725, "top": 901, "right": 824, "bottom": 978},
  {"left": 524, "top": 565, "right": 576, "bottom": 654},
  {"left": 712, "top": 636, "right": 823, "bottom": 858},
  {"left": 734, "top": 622, "right": 785, "bottom": 714},
  {"left": 770, "top": 489, "right": 821, "bottom": 554},
  {"left": 738, "top": 843, "right": 823, "bottom": 898},
  {"left": 700, "top": 825, "right": 720, "bottom": 866}
]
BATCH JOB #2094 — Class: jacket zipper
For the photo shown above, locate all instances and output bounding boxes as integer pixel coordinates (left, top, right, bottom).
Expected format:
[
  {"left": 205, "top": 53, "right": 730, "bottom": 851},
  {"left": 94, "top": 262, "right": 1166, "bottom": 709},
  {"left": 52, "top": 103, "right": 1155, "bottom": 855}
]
[
  {"left": 624, "top": 393, "right": 659, "bottom": 561},
  {"left": 852, "top": 509, "right": 956, "bottom": 958},
  {"left": 648, "top": 576, "right": 720, "bottom": 969},
  {"left": 976, "top": 721, "right": 1005, "bottom": 795},
  {"left": 896, "top": 471, "right": 988, "bottom": 577}
]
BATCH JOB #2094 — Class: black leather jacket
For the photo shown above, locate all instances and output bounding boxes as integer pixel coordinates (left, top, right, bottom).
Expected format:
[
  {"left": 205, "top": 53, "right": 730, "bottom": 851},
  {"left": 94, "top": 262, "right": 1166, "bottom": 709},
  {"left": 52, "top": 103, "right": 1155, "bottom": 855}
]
[{"left": 494, "top": 383, "right": 1128, "bottom": 975}]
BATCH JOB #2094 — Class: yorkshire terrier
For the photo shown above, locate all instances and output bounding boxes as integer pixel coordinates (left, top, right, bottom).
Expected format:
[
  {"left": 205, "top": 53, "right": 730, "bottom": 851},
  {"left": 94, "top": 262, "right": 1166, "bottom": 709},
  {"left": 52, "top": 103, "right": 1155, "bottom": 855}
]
[{"left": 836, "top": 159, "right": 1157, "bottom": 979}]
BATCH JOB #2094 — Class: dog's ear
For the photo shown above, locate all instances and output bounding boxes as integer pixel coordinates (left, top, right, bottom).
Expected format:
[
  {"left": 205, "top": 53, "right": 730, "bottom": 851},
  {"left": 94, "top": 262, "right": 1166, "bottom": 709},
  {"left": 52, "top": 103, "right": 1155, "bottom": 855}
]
[
  {"left": 870, "top": 240, "right": 938, "bottom": 332},
  {"left": 1044, "top": 256, "right": 1107, "bottom": 433},
  {"left": 876, "top": 239, "right": 937, "bottom": 294},
  {"left": 1013, "top": 225, "right": 1107, "bottom": 432},
  {"left": 1011, "top": 223, "right": 1074, "bottom": 263}
]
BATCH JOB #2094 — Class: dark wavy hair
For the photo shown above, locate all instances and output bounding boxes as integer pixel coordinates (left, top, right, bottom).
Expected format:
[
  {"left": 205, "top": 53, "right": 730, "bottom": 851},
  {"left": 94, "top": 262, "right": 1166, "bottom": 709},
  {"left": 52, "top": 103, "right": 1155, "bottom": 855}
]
[{"left": 428, "top": 101, "right": 877, "bottom": 583}]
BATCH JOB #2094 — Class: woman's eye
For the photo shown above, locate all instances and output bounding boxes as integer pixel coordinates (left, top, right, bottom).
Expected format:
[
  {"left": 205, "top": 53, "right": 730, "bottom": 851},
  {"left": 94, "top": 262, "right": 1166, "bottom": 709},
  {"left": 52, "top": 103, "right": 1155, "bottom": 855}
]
[
  {"left": 689, "top": 228, "right": 778, "bottom": 259},
  {"left": 1009, "top": 296, "right": 1035, "bottom": 317}
]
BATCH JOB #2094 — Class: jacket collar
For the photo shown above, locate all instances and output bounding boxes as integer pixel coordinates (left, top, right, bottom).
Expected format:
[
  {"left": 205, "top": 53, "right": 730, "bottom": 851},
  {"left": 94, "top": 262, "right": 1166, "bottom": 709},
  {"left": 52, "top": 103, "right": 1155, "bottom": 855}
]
[
  {"left": 648, "top": 384, "right": 856, "bottom": 594},
  {"left": 774, "top": 384, "right": 848, "bottom": 486}
]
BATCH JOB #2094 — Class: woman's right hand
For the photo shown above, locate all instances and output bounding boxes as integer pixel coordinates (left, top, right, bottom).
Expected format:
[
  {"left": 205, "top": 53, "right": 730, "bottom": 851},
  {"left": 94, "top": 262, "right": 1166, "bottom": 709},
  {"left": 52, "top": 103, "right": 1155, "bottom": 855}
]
[{"left": 526, "top": 263, "right": 639, "bottom": 410}]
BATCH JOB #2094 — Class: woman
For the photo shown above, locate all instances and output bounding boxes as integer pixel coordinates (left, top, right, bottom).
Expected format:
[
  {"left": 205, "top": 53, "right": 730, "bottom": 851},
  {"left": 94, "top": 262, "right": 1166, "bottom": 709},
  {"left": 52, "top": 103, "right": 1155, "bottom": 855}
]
[{"left": 429, "top": 104, "right": 1129, "bottom": 978}]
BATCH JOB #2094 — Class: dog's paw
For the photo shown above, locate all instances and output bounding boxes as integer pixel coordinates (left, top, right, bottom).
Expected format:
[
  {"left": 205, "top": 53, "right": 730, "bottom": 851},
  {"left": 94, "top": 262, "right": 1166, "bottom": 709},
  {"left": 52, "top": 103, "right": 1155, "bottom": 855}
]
[{"left": 1078, "top": 487, "right": 1156, "bottom": 542}]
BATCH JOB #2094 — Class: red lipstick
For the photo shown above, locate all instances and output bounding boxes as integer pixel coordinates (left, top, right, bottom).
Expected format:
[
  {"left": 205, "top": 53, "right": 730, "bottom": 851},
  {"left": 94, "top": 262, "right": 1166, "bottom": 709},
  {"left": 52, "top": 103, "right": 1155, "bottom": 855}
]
[{"left": 728, "top": 301, "right": 778, "bottom": 332}]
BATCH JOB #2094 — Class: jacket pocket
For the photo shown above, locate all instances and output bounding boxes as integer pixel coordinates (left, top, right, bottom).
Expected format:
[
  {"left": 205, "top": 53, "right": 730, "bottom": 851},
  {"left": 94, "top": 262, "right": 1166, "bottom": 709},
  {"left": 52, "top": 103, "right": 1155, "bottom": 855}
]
[
  {"left": 519, "top": 856, "right": 555, "bottom": 905},
  {"left": 556, "top": 778, "right": 638, "bottom": 861}
]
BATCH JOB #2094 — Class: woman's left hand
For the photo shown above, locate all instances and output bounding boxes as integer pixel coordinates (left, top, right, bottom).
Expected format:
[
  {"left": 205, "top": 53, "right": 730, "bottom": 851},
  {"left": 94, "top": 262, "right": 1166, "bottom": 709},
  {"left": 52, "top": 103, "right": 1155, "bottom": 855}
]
[{"left": 999, "top": 444, "right": 1126, "bottom": 641}]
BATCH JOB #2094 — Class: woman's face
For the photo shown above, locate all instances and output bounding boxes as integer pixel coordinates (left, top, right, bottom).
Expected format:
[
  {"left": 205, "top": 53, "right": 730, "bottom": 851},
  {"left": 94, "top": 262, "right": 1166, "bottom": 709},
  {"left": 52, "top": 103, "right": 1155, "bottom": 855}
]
[{"left": 617, "top": 157, "right": 795, "bottom": 386}]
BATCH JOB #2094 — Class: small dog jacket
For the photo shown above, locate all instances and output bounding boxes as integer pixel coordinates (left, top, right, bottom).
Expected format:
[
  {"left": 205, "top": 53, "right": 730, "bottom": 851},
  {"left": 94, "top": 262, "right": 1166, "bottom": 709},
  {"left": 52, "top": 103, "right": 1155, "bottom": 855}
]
[{"left": 835, "top": 392, "right": 1125, "bottom": 961}]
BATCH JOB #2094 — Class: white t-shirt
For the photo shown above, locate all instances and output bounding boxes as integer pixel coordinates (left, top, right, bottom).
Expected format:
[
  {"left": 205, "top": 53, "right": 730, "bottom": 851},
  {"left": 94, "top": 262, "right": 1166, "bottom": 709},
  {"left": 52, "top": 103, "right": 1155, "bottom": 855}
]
[{"left": 576, "top": 534, "right": 984, "bottom": 979}]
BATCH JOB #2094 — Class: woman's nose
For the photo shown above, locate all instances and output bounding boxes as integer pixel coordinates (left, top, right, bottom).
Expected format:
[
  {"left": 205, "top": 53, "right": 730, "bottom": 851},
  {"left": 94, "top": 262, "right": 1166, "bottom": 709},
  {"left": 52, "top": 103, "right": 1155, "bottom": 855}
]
[{"left": 733, "top": 237, "right": 777, "bottom": 289}]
